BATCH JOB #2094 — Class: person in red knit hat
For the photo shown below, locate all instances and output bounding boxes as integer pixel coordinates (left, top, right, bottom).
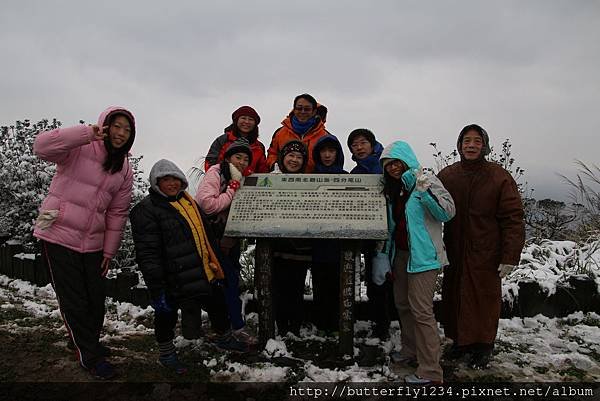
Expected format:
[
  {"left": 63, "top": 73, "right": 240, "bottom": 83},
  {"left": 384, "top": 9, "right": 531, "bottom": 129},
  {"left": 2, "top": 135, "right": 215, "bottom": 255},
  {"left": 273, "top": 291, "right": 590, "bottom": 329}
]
[{"left": 204, "top": 105, "right": 268, "bottom": 176}]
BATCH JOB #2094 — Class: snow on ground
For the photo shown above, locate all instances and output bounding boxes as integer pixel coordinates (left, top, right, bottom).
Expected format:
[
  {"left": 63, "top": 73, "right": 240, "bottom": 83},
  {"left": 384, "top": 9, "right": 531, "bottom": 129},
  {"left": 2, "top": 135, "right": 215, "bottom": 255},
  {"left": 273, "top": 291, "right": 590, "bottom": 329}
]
[
  {"left": 507, "top": 238, "right": 600, "bottom": 300},
  {"left": 1, "top": 271, "right": 599, "bottom": 382}
]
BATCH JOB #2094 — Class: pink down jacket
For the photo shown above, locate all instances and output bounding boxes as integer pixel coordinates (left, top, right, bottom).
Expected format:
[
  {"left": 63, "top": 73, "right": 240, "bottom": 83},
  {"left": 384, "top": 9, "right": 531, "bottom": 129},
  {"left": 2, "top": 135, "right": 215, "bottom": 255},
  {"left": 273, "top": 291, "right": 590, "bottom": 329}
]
[
  {"left": 33, "top": 106, "right": 135, "bottom": 258},
  {"left": 195, "top": 163, "right": 235, "bottom": 215}
]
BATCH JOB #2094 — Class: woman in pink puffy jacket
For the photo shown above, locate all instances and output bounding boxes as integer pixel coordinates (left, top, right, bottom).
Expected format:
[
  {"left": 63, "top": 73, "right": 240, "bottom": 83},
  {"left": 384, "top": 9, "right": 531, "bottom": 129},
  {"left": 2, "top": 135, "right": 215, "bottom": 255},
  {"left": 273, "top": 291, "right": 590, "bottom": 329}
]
[{"left": 33, "top": 106, "right": 136, "bottom": 380}]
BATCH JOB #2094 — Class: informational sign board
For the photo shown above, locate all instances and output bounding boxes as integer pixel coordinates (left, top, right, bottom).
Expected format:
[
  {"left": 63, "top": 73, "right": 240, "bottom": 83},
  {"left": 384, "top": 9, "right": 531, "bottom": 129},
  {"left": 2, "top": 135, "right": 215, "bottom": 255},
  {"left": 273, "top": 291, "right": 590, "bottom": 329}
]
[{"left": 224, "top": 173, "right": 388, "bottom": 239}]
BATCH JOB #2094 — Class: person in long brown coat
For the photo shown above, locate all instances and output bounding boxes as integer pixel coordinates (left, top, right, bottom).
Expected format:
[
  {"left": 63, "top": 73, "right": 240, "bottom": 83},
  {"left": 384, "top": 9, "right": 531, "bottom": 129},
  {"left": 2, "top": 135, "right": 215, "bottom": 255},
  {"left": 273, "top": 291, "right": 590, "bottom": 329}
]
[{"left": 437, "top": 124, "right": 525, "bottom": 369}]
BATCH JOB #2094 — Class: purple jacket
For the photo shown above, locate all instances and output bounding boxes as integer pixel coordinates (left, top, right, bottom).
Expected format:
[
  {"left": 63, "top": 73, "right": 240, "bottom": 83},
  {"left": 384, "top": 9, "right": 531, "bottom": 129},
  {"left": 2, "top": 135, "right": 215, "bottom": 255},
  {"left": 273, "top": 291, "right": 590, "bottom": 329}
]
[{"left": 33, "top": 106, "right": 135, "bottom": 258}]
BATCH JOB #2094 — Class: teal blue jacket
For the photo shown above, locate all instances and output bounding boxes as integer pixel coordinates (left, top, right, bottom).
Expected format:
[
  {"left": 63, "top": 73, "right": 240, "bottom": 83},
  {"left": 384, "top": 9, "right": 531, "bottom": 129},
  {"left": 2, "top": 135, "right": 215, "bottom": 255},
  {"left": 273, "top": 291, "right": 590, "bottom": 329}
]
[{"left": 380, "top": 141, "right": 455, "bottom": 273}]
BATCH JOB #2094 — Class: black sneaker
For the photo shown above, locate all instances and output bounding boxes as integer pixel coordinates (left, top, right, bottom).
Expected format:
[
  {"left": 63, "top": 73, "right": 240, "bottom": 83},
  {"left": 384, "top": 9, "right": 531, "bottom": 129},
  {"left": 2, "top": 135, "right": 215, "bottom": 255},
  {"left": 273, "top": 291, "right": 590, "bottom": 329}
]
[
  {"left": 216, "top": 332, "right": 249, "bottom": 353},
  {"left": 158, "top": 353, "right": 188, "bottom": 375},
  {"left": 88, "top": 360, "right": 117, "bottom": 380}
]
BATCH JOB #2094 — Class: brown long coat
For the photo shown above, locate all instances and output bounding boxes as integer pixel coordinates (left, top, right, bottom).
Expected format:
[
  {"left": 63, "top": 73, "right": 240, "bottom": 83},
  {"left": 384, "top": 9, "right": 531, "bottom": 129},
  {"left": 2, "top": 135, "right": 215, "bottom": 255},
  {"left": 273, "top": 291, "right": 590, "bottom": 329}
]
[{"left": 437, "top": 159, "right": 525, "bottom": 346}]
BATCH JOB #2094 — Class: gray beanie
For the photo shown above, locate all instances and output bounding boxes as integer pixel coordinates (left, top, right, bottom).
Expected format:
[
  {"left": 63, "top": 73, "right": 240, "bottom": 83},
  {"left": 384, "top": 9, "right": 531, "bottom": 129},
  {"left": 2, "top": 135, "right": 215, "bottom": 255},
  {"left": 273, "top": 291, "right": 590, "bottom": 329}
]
[
  {"left": 149, "top": 159, "right": 189, "bottom": 197},
  {"left": 224, "top": 137, "right": 253, "bottom": 164}
]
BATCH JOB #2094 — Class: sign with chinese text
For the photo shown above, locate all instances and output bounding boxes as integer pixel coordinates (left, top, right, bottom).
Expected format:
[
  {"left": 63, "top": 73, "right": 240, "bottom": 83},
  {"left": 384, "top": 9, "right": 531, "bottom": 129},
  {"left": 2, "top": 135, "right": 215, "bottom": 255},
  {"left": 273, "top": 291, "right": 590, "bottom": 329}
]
[{"left": 224, "top": 174, "right": 387, "bottom": 239}]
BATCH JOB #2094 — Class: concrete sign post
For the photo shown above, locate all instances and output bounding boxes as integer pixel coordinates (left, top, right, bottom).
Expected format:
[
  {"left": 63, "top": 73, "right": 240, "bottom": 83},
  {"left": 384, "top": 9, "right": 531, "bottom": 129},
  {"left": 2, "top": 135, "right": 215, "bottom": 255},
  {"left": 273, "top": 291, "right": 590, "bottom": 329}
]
[{"left": 224, "top": 173, "right": 387, "bottom": 356}]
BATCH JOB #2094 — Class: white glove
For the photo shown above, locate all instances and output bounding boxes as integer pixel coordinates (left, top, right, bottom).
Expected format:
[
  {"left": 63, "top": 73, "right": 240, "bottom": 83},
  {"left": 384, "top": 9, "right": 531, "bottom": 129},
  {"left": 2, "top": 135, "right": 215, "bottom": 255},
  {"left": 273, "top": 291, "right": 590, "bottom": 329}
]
[
  {"left": 229, "top": 163, "right": 242, "bottom": 182},
  {"left": 498, "top": 264, "right": 515, "bottom": 278},
  {"left": 271, "top": 162, "right": 282, "bottom": 174},
  {"left": 35, "top": 210, "right": 59, "bottom": 230},
  {"left": 415, "top": 167, "right": 432, "bottom": 192}
]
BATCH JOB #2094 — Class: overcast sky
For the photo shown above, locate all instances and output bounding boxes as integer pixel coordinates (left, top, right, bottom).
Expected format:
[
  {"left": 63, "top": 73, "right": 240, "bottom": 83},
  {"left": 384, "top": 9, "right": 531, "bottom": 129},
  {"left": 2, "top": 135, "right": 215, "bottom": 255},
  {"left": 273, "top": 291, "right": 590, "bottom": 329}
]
[{"left": 1, "top": 1, "right": 599, "bottom": 201}]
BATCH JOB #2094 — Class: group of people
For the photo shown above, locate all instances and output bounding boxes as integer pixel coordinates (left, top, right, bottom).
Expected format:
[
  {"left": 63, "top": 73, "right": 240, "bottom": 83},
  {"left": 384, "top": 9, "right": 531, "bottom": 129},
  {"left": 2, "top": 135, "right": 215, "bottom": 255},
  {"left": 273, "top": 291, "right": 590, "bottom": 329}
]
[{"left": 32, "top": 93, "right": 525, "bottom": 385}]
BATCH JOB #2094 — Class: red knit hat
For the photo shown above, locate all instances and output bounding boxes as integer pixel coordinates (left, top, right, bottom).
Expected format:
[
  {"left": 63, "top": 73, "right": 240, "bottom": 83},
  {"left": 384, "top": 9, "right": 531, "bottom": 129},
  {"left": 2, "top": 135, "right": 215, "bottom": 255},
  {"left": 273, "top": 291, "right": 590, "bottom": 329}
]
[{"left": 232, "top": 106, "right": 260, "bottom": 125}]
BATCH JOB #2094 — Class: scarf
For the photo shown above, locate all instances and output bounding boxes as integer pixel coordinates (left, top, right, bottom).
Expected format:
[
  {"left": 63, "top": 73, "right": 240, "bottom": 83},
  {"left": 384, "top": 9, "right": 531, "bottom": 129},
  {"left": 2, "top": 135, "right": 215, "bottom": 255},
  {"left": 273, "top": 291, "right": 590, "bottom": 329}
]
[
  {"left": 169, "top": 192, "right": 225, "bottom": 282},
  {"left": 291, "top": 115, "right": 317, "bottom": 136}
]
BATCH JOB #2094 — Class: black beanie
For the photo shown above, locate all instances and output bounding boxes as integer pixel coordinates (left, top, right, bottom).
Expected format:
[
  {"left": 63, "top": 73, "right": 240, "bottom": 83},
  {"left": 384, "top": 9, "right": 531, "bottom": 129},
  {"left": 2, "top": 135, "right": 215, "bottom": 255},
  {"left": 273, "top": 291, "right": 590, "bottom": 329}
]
[{"left": 278, "top": 140, "right": 307, "bottom": 172}]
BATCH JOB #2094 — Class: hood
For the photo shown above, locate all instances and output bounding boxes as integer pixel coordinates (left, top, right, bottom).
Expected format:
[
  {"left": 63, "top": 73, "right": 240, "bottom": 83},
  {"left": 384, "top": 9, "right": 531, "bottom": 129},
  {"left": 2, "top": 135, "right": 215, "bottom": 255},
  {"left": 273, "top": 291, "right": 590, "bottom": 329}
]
[
  {"left": 97, "top": 106, "right": 136, "bottom": 154},
  {"left": 380, "top": 141, "right": 421, "bottom": 190},
  {"left": 350, "top": 141, "right": 384, "bottom": 174},
  {"left": 457, "top": 123, "right": 491, "bottom": 160},
  {"left": 149, "top": 159, "right": 189, "bottom": 197},
  {"left": 313, "top": 134, "right": 345, "bottom": 173}
]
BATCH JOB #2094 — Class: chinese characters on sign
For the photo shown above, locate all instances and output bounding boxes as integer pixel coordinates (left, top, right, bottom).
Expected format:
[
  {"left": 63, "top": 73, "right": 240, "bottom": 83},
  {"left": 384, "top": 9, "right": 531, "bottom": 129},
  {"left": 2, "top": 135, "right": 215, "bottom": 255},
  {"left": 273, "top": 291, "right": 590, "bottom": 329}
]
[{"left": 224, "top": 174, "right": 387, "bottom": 240}]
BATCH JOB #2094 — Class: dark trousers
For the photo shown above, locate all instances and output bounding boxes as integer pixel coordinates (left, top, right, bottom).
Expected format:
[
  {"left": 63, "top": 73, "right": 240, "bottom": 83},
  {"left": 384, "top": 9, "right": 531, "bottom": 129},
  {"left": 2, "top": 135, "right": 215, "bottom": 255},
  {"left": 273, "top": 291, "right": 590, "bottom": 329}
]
[
  {"left": 365, "top": 248, "right": 395, "bottom": 338},
  {"left": 41, "top": 241, "right": 105, "bottom": 368},
  {"left": 154, "top": 285, "right": 230, "bottom": 343},
  {"left": 311, "top": 261, "right": 340, "bottom": 331},
  {"left": 222, "top": 242, "right": 244, "bottom": 330},
  {"left": 272, "top": 257, "right": 308, "bottom": 336}
]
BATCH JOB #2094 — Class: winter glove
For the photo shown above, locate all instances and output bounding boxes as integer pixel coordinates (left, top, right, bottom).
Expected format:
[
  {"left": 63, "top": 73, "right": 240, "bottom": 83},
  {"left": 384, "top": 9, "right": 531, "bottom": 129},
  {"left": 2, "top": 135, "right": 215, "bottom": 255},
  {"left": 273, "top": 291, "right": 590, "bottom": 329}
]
[
  {"left": 35, "top": 209, "right": 59, "bottom": 230},
  {"left": 151, "top": 291, "right": 173, "bottom": 314},
  {"left": 271, "top": 163, "right": 282, "bottom": 174},
  {"left": 228, "top": 180, "right": 241, "bottom": 191},
  {"left": 229, "top": 162, "right": 243, "bottom": 182},
  {"left": 414, "top": 167, "right": 432, "bottom": 192},
  {"left": 498, "top": 264, "right": 515, "bottom": 278},
  {"left": 371, "top": 252, "right": 392, "bottom": 286}
]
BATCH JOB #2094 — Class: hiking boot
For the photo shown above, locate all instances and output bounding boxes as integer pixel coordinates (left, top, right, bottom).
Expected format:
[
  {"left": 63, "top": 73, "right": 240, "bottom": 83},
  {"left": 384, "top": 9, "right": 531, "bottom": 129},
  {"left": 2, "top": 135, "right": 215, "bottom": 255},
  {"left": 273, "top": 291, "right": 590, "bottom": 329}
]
[
  {"left": 158, "top": 353, "right": 188, "bottom": 375},
  {"left": 404, "top": 374, "right": 442, "bottom": 385},
  {"left": 390, "top": 352, "right": 417, "bottom": 367},
  {"left": 216, "top": 332, "right": 250, "bottom": 353},
  {"left": 88, "top": 360, "right": 117, "bottom": 380},
  {"left": 233, "top": 327, "right": 258, "bottom": 345}
]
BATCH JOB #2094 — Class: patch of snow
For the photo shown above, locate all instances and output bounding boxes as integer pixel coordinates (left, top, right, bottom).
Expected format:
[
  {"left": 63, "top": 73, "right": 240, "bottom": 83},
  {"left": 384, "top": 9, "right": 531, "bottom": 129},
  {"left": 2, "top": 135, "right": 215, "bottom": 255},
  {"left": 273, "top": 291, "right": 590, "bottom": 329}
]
[
  {"left": 263, "top": 338, "right": 290, "bottom": 358},
  {"left": 213, "top": 361, "right": 289, "bottom": 382},
  {"left": 13, "top": 253, "right": 36, "bottom": 260}
]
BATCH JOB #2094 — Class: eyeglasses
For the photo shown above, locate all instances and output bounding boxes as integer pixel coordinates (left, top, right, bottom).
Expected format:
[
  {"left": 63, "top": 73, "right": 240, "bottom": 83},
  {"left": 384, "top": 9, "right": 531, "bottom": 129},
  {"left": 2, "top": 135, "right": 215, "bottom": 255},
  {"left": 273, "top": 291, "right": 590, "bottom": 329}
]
[{"left": 294, "top": 106, "right": 313, "bottom": 112}]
